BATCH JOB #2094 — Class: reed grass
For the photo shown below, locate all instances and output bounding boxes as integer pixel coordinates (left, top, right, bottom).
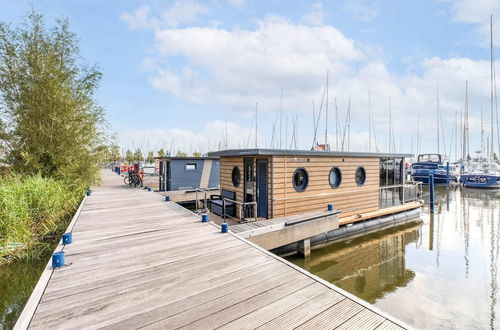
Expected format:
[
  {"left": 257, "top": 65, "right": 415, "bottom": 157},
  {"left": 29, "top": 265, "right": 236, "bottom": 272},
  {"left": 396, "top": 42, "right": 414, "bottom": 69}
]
[{"left": 0, "top": 174, "right": 81, "bottom": 263}]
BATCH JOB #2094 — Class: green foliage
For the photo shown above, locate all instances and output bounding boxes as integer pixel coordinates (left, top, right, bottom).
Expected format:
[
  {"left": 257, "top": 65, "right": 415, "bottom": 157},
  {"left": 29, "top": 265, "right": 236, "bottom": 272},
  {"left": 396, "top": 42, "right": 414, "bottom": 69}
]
[
  {"left": 192, "top": 151, "right": 202, "bottom": 157},
  {"left": 176, "top": 150, "right": 187, "bottom": 157},
  {"left": 157, "top": 148, "right": 166, "bottom": 158},
  {"left": 133, "top": 148, "right": 143, "bottom": 162},
  {"left": 125, "top": 149, "right": 133, "bottom": 163},
  {"left": 0, "top": 10, "right": 108, "bottom": 189},
  {"left": 146, "top": 151, "right": 154, "bottom": 163},
  {"left": 0, "top": 174, "right": 80, "bottom": 262}
]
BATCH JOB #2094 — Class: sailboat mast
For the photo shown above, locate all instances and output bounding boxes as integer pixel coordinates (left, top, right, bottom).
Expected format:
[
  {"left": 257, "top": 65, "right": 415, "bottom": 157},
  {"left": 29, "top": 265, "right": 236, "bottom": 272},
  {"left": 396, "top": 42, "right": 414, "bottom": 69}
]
[
  {"left": 481, "top": 103, "right": 484, "bottom": 156},
  {"left": 280, "top": 90, "right": 283, "bottom": 149},
  {"left": 368, "top": 89, "right": 372, "bottom": 152},
  {"left": 335, "top": 98, "right": 339, "bottom": 150},
  {"left": 491, "top": 14, "right": 495, "bottom": 158},
  {"left": 255, "top": 102, "right": 258, "bottom": 148},
  {"left": 417, "top": 108, "right": 420, "bottom": 155},
  {"left": 325, "top": 70, "right": 329, "bottom": 149},
  {"left": 388, "top": 98, "right": 392, "bottom": 153},
  {"left": 437, "top": 86, "right": 440, "bottom": 155}
]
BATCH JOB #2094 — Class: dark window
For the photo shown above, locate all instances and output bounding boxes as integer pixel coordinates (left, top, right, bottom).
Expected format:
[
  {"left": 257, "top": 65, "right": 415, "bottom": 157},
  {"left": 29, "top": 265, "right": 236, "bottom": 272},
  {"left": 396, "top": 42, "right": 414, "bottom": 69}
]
[
  {"left": 329, "top": 167, "right": 342, "bottom": 188},
  {"left": 355, "top": 167, "right": 366, "bottom": 186},
  {"left": 232, "top": 166, "right": 241, "bottom": 187},
  {"left": 185, "top": 163, "right": 197, "bottom": 171},
  {"left": 292, "top": 168, "right": 308, "bottom": 192}
]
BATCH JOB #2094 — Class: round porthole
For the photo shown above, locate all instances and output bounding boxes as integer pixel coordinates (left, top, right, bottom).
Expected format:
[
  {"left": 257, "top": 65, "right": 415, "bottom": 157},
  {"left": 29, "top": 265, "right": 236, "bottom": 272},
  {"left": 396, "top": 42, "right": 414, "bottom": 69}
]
[
  {"left": 292, "top": 168, "right": 308, "bottom": 192},
  {"left": 329, "top": 167, "right": 342, "bottom": 188},
  {"left": 231, "top": 166, "right": 241, "bottom": 187},
  {"left": 355, "top": 167, "right": 366, "bottom": 186}
]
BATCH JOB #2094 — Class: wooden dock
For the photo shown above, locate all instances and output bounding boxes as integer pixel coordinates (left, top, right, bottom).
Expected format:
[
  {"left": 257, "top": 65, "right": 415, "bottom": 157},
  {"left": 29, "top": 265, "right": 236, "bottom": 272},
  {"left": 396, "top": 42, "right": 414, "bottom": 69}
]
[{"left": 16, "top": 170, "right": 410, "bottom": 330}]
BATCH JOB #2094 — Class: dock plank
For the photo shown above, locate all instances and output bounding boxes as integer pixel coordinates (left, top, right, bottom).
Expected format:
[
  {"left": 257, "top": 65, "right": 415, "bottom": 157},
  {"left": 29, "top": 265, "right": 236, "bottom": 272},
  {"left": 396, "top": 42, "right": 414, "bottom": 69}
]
[{"left": 16, "top": 170, "right": 409, "bottom": 330}]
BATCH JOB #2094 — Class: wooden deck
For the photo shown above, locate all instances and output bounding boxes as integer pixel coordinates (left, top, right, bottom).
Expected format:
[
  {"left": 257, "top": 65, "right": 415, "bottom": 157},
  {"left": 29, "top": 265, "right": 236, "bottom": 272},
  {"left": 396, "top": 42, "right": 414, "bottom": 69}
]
[{"left": 16, "top": 170, "right": 410, "bottom": 330}]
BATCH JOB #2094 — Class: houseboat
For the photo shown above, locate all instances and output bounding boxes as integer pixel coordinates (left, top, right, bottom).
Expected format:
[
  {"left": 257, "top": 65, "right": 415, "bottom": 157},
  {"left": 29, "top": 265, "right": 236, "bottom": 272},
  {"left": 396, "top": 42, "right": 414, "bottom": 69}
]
[
  {"left": 207, "top": 149, "right": 422, "bottom": 222},
  {"left": 156, "top": 156, "right": 221, "bottom": 203}
]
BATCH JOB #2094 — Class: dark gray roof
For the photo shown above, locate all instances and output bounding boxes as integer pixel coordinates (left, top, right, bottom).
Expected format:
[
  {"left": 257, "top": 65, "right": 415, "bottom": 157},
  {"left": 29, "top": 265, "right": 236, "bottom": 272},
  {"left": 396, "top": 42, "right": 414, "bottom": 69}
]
[
  {"left": 207, "top": 148, "right": 412, "bottom": 158},
  {"left": 154, "top": 156, "right": 219, "bottom": 160}
]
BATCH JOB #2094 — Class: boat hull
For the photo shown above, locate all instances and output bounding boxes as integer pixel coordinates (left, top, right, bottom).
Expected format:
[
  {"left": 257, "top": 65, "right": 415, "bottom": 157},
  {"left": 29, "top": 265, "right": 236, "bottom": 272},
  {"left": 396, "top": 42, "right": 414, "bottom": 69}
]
[
  {"left": 411, "top": 169, "right": 456, "bottom": 185},
  {"left": 460, "top": 174, "right": 500, "bottom": 189}
]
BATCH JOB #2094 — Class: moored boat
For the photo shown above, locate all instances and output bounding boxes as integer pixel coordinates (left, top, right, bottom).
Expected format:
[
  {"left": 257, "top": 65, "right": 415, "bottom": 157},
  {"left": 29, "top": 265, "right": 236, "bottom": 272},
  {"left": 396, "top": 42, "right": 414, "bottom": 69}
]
[{"left": 410, "top": 154, "right": 458, "bottom": 184}]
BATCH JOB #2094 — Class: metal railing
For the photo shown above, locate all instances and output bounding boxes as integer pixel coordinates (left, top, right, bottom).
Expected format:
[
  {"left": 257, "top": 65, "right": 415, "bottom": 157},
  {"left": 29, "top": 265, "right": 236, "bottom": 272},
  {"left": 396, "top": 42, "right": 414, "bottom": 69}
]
[
  {"left": 194, "top": 188, "right": 213, "bottom": 213},
  {"left": 222, "top": 198, "right": 258, "bottom": 222}
]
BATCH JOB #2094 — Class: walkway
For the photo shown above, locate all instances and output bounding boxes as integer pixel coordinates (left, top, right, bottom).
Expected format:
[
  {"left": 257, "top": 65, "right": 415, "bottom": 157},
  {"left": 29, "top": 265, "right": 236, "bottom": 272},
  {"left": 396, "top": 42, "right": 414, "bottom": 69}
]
[{"left": 16, "top": 170, "right": 409, "bottom": 330}]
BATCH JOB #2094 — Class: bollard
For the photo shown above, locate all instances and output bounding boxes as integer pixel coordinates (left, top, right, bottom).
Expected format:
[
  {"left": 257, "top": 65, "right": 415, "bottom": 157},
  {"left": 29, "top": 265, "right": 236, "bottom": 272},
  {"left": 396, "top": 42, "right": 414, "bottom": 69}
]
[
  {"left": 165, "top": 196, "right": 170, "bottom": 202},
  {"left": 201, "top": 214, "right": 208, "bottom": 222},
  {"left": 86, "top": 189, "right": 92, "bottom": 196},
  {"left": 52, "top": 251, "right": 65, "bottom": 268},
  {"left": 429, "top": 173, "right": 435, "bottom": 213},
  {"left": 221, "top": 223, "right": 229, "bottom": 233},
  {"left": 446, "top": 161, "right": 450, "bottom": 186},
  {"left": 62, "top": 232, "right": 72, "bottom": 245},
  {"left": 327, "top": 204, "right": 333, "bottom": 211}
]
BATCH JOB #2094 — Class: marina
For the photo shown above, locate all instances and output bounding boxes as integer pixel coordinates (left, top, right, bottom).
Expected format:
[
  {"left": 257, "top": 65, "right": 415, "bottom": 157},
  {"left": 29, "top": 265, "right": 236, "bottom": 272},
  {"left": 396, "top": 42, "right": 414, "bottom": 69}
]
[
  {"left": 14, "top": 170, "right": 409, "bottom": 329},
  {"left": 2, "top": 2, "right": 500, "bottom": 330},
  {"left": 286, "top": 186, "right": 500, "bottom": 329}
]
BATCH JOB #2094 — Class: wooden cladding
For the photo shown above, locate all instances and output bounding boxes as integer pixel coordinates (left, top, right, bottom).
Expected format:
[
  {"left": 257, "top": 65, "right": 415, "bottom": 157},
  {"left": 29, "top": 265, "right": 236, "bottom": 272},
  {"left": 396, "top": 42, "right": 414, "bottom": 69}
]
[
  {"left": 219, "top": 155, "right": 381, "bottom": 220},
  {"left": 271, "top": 156, "right": 380, "bottom": 218}
]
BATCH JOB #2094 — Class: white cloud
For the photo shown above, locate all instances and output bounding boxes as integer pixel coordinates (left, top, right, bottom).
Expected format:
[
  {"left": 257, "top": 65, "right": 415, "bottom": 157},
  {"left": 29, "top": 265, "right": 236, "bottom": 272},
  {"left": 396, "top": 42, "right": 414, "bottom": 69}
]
[
  {"left": 120, "top": 5, "right": 155, "bottom": 30},
  {"left": 443, "top": 0, "right": 500, "bottom": 45},
  {"left": 228, "top": 0, "right": 245, "bottom": 9},
  {"left": 117, "top": 120, "right": 265, "bottom": 154},
  {"left": 120, "top": 1, "right": 209, "bottom": 30},
  {"left": 121, "top": 6, "right": 500, "bottom": 156},
  {"left": 342, "top": 0, "right": 378, "bottom": 22},
  {"left": 152, "top": 16, "right": 365, "bottom": 112},
  {"left": 301, "top": 2, "right": 327, "bottom": 26},
  {"left": 161, "top": 0, "right": 209, "bottom": 28}
]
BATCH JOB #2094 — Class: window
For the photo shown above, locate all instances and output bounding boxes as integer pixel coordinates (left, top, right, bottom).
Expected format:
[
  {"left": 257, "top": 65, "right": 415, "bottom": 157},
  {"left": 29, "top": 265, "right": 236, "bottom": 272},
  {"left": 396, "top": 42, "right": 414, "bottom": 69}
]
[
  {"left": 292, "top": 168, "right": 308, "bottom": 192},
  {"left": 355, "top": 167, "right": 366, "bottom": 186},
  {"left": 232, "top": 166, "right": 241, "bottom": 187},
  {"left": 329, "top": 167, "right": 342, "bottom": 188},
  {"left": 185, "top": 163, "right": 197, "bottom": 171}
]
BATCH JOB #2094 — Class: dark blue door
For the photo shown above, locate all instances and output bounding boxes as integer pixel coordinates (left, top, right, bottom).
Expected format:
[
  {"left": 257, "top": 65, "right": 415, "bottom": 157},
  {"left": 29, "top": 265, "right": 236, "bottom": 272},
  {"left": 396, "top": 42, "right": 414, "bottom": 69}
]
[{"left": 256, "top": 159, "right": 268, "bottom": 219}]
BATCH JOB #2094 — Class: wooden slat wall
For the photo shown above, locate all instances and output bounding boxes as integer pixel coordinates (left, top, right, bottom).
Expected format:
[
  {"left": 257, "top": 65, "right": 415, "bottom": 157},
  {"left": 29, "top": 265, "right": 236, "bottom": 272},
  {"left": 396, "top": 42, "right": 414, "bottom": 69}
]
[
  {"left": 220, "top": 157, "right": 244, "bottom": 218},
  {"left": 271, "top": 156, "right": 380, "bottom": 218},
  {"left": 220, "top": 156, "right": 273, "bottom": 219}
]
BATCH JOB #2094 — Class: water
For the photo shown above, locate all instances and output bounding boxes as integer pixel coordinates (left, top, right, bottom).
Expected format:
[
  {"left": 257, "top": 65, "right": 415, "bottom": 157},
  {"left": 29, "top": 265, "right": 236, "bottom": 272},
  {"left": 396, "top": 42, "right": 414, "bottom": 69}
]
[
  {"left": 287, "top": 186, "right": 500, "bottom": 329},
  {"left": 0, "top": 259, "right": 47, "bottom": 330}
]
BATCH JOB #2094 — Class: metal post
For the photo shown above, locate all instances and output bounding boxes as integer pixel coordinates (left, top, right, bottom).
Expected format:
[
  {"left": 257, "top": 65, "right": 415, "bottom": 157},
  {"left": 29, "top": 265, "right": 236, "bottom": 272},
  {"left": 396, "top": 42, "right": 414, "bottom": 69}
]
[
  {"left": 429, "top": 173, "right": 435, "bottom": 213},
  {"left": 446, "top": 161, "right": 450, "bottom": 186},
  {"left": 222, "top": 199, "right": 226, "bottom": 221}
]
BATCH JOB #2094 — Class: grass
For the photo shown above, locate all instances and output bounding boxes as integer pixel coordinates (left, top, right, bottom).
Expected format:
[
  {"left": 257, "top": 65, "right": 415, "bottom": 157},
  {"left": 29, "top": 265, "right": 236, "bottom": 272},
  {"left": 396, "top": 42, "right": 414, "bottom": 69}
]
[{"left": 0, "top": 174, "right": 82, "bottom": 263}]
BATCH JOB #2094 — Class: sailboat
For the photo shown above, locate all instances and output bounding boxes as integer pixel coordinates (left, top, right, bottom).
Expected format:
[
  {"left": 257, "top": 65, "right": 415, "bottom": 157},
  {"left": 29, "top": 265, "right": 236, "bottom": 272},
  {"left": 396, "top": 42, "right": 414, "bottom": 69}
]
[{"left": 460, "top": 15, "right": 500, "bottom": 189}]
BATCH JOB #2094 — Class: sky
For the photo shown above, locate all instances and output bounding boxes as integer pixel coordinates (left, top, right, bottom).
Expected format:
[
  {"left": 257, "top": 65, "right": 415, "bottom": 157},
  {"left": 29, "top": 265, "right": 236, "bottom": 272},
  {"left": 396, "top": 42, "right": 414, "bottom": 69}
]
[{"left": 1, "top": 0, "right": 500, "bottom": 158}]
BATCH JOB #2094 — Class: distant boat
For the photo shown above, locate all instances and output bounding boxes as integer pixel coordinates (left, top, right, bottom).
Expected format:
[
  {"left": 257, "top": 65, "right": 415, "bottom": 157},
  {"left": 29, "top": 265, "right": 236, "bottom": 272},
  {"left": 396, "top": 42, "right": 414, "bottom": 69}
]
[
  {"left": 410, "top": 154, "right": 459, "bottom": 184},
  {"left": 460, "top": 15, "right": 500, "bottom": 189},
  {"left": 461, "top": 157, "right": 500, "bottom": 189}
]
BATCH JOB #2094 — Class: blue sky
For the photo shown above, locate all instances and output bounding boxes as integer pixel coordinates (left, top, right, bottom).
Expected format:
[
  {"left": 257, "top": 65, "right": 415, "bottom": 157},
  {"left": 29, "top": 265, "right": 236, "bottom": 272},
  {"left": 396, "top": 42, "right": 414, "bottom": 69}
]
[{"left": 1, "top": 0, "right": 500, "bottom": 157}]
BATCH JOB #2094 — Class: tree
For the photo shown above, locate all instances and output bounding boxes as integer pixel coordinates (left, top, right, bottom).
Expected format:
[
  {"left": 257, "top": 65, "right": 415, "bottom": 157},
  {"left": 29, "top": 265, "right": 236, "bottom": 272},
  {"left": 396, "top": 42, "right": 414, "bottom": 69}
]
[
  {"left": 176, "top": 150, "right": 187, "bottom": 157},
  {"left": 146, "top": 151, "right": 154, "bottom": 163},
  {"left": 0, "top": 10, "right": 108, "bottom": 188},
  {"left": 125, "top": 149, "right": 134, "bottom": 163},
  {"left": 192, "top": 151, "right": 202, "bottom": 157},
  {"left": 133, "top": 148, "right": 143, "bottom": 162},
  {"left": 157, "top": 148, "right": 166, "bottom": 158}
]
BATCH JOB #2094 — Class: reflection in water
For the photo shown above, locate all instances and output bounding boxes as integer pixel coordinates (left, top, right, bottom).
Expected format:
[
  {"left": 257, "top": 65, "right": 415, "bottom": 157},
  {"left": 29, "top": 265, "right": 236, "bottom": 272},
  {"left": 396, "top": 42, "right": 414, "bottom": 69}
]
[
  {"left": 289, "top": 223, "right": 419, "bottom": 304},
  {"left": 287, "top": 187, "right": 500, "bottom": 329},
  {"left": 0, "top": 259, "right": 46, "bottom": 330}
]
